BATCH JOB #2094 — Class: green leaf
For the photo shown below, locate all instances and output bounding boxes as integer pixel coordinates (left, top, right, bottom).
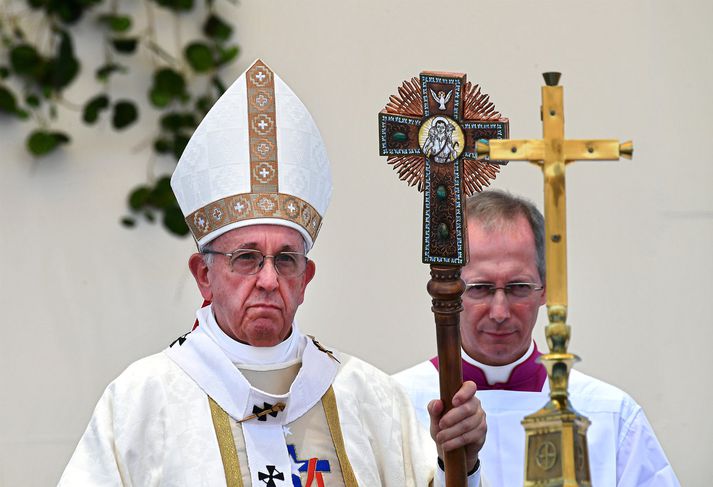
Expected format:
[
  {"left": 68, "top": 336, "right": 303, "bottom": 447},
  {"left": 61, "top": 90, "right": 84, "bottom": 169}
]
[
  {"left": 154, "top": 68, "right": 185, "bottom": 96},
  {"left": 10, "top": 44, "right": 41, "bottom": 75},
  {"left": 162, "top": 205, "right": 190, "bottom": 236},
  {"left": 26, "top": 130, "right": 70, "bottom": 156},
  {"left": 203, "top": 14, "right": 232, "bottom": 43},
  {"left": 57, "top": 29, "right": 74, "bottom": 59},
  {"left": 82, "top": 94, "right": 110, "bottom": 124},
  {"left": 184, "top": 42, "right": 213, "bottom": 73},
  {"left": 153, "top": 138, "right": 171, "bottom": 154},
  {"left": 154, "top": 0, "right": 194, "bottom": 12},
  {"left": 147, "top": 176, "right": 176, "bottom": 209},
  {"left": 0, "top": 86, "right": 18, "bottom": 114},
  {"left": 95, "top": 62, "right": 127, "bottom": 81},
  {"left": 46, "top": 31, "right": 80, "bottom": 89},
  {"left": 172, "top": 133, "right": 190, "bottom": 160},
  {"left": 216, "top": 45, "right": 239, "bottom": 67},
  {"left": 45, "top": 57, "right": 80, "bottom": 90},
  {"left": 128, "top": 186, "right": 151, "bottom": 210},
  {"left": 120, "top": 216, "right": 136, "bottom": 227},
  {"left": 112, "top": 100, "right": 138, "bottom": 129},
  {"left": 55, "top": 1, "right": 87, "bottom": 24},
  {"left": 112, "top": 37, "right": 138, "bottom": 54},
  {"left": 212, "top": 75, "right": 227, "bottom": 96},
  {"left": 160, "top": 112, "right": 196, "bottom": 132},
  {"left": 25, "top": 93, "right": 40, "bottom": 108},
  {"left": 195, "top": 95, "right": 213, "bottom": 114},
  {"left": 0, "top": 66, "right": 10, "bottom": 79},
  {"left": 149, "top": 88, "right": 171, "bottom": 108},
  {"left": 54, "top": 131, "right": 70, "bottom": 143},
  {"left": 99, "top": 14, "right": 132, "bottom": 32}
]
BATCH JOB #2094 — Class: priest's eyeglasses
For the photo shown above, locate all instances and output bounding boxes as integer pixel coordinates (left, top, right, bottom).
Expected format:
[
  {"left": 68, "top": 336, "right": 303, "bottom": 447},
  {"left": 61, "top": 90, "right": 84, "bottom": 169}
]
[
  {"left": 201, "top": 248, "right": 308, "bottom": 277},
  {"left": 464, "top": 282, "right": 544, "bottom": 301}
]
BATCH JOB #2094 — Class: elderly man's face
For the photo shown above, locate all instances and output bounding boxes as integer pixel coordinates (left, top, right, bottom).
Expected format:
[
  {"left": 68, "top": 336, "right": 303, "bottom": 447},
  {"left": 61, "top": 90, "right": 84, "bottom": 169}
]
[
  {"left": 460, "top": 215, "right": 546, "bottom": 365},
  {"left": 189, "top": 225, "right": 315, "bottom": 346}
]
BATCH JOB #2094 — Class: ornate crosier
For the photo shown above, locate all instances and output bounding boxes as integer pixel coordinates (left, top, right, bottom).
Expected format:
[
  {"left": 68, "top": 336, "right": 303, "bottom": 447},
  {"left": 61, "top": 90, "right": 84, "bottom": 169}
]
[
  {"left": 0, "top": 0, "right": 240, "bottom": 236},
  {"left": 379, "top": 69, "right": 509, "bottom": 485}
]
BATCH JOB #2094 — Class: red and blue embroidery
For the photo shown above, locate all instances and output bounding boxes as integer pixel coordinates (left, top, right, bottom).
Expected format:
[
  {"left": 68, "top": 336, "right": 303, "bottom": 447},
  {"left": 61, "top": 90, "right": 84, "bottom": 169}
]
[{"left": 287, "top": 444, "right": 331, "bottom": 487}]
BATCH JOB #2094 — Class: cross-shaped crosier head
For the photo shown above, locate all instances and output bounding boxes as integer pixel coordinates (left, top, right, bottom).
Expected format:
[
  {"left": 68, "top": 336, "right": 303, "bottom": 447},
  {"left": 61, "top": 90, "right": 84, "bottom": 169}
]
[
  {"left": 378, "top": 71, "right": 509, "bottom": 198},
  {"left": 378, "top": 70, "right": 510, "bottom": 264}
]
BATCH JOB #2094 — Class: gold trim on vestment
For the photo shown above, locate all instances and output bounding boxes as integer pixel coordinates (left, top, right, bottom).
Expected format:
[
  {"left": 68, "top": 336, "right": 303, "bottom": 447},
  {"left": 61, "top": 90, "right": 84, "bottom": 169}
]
[
  {"left": 322, "top": 386, "right": 359, "bottom": 486},
  {"left": 186, "top": 192, "right": 323, "bottom": 243},
  {"left": 209, "top": 397, "right": 244, "bottom": 487}
]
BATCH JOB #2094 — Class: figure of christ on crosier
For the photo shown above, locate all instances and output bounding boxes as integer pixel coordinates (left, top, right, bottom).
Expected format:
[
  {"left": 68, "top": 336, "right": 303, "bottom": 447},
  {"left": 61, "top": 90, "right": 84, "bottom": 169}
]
[
  {"left": 420, "top": 116, "right": 464, "bottom": 164},
  {"left": 378, "top": 70, "right": 509, "bottom": 486}
]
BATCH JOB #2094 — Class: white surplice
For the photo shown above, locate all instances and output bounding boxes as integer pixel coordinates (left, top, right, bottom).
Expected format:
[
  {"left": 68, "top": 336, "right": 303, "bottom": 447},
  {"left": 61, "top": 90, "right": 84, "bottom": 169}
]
[
  {"left": 59, "top": 306, "right": 483, "bottom": 486},
  {"left": 395, "top": 357, "right": 680, "bottom": 487}
]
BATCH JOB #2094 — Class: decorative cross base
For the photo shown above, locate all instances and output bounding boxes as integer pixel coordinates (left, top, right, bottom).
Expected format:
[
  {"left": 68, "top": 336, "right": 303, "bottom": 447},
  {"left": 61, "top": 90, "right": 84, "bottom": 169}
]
[{"left": 522, "top": 354, "right": 591, "bottom": 487}]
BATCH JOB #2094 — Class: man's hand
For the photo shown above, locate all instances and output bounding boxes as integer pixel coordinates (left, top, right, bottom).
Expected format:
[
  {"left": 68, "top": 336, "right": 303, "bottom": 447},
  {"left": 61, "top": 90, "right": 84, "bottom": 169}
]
[{"left": 427, "top": 381, "right": 486, "bottom": 473}]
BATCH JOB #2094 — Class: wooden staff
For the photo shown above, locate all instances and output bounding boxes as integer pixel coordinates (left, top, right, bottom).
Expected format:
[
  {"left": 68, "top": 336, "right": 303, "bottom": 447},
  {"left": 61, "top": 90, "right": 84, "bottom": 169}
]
[{"left": 379, "top": 70, "right": 509, "bottom": 485}]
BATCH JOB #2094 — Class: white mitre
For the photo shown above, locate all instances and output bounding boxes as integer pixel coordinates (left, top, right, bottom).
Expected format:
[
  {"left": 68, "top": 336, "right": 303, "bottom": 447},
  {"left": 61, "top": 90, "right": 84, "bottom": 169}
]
[{"left": 171, "top": 59, "right": 332, "bottom": 251}]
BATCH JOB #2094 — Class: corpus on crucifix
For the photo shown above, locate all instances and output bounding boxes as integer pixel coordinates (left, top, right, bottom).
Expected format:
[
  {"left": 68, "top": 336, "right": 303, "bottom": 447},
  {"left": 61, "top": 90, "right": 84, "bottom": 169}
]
[
  {"left": 476, "top": 72, "right": 633, "bottom": 486},
  {"left": 378, "top": 70, "right": 509, "bottom": 485}
]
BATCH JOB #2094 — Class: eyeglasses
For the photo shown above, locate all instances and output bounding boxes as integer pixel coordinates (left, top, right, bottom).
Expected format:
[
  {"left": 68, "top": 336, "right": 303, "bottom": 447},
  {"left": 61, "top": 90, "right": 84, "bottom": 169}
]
[
  {"left": 202, "top": 248, "right": 308, "bottom": 278},
  {"left": 464, "top": 282, "right": 544, "bottom": 301}
]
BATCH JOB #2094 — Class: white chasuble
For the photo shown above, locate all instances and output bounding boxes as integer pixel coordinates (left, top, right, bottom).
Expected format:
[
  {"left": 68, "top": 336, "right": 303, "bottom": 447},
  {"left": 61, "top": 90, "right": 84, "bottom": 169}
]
[
  {"left": 59, "top": 314, "right": 472, "bottom": 485},
  {"left": 164, "top": 321, "right": 346, "bottom": 487}
]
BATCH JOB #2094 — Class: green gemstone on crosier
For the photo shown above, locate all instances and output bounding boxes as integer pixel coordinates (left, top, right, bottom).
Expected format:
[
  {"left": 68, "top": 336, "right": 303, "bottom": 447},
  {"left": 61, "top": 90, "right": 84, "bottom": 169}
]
[
  {"left": 436, "top": 185, "right": 447, "bottom": 200},
  {"left": 437, "top": 222, "right": 449, "bottom": 240},
  {"left": 392, "top": 132, "right": 407, "bottom": 142}
]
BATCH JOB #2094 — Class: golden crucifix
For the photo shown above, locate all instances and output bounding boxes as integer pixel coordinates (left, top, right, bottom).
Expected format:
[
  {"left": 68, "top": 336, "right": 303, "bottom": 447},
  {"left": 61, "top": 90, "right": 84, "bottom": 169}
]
[{"left": 477, "top": 72, "right": 633, "bottom": 486}]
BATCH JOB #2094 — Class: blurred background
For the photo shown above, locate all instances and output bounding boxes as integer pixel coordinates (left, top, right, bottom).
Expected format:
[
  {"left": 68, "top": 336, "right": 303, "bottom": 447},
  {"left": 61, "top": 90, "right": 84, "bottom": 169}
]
[{"left": 0, "top": 0, "right": 710, "bottom": 485}]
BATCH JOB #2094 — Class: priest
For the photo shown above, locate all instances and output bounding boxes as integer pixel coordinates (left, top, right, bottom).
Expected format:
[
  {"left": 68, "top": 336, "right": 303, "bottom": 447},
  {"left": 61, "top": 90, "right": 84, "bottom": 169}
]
[
  {"left": 395, "top": 189, "right": 680, "bottom": 486},
  {"left": 59, "top": 60, "right": 487, "bottom": 487}
]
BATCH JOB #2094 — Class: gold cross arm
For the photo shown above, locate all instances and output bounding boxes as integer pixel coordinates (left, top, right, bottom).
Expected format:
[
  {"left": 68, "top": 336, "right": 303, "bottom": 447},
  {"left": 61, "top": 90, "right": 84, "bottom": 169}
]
[{"left": 477, "top": 138, "right": 633, "bottom": 163}]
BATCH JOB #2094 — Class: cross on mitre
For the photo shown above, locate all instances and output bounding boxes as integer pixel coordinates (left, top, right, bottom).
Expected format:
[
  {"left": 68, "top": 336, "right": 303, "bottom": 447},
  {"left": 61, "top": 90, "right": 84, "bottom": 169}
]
[{"left": 378, "top": 71, "right": 509, "bottom": 264}]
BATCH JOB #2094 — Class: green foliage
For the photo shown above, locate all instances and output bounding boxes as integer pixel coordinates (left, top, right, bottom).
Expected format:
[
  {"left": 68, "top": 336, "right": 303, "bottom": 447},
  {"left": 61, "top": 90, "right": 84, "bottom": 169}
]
[
  {"left": 10, "top": 44, "right": 41, "bottom": 76},
  {"left": 0, "top": 85, "right": 20, "bottom": 115},
  {"left": 0, "top": 0, "right": 239, "bottom": 237},
  {"left": 26, "top": 129, "right": 70, "bottom": 156},
  {"left": 154, "top": 0, "right": 194, "bottom": 12},
  {"left": 95, "top": 63, "right": 126, "bottom": 82},
  {"left": 203, "top": 14, "right": 232, "bottom": 42},
  {"left": 111, "top": 37, "right": 138, "bottom": 54},
  {"left": 111, "top": 100, "right": 138, "bottom": 129},
  {"left": 98, "top": 14, "right": 132, "bottom": 32},
  {"left": 185, "top": 42, "right": 213, "bottom": 72},
  {"left": 127, "top": 176, "right": 189, "bottom": 236},
  {"left": 149, "top": 67, "right": 187, "bottom": 108},
  {"left": 82, "top": 94, "right": 109, "bottom": 123}
]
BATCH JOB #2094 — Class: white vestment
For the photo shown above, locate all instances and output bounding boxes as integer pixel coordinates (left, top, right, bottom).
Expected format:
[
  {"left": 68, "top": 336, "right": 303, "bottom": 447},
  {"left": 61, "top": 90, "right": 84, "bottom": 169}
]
[
  {"left": 60, "top": 307, "right": 482, "bottom": 487},
  {"left": 394, "top": 357, "right": 679, "bottom": 487}
]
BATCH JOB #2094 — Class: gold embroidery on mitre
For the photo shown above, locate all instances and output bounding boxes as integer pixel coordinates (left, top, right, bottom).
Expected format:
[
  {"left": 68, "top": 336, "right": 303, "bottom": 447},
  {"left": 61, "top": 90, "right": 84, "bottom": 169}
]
[
  {"left": 187, "top": 193, "right": 322, "bottom": 243},
  {"left": 247, "top": 60, "right": 278, "bottom": 193}
]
